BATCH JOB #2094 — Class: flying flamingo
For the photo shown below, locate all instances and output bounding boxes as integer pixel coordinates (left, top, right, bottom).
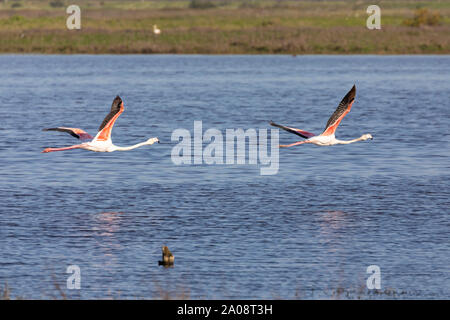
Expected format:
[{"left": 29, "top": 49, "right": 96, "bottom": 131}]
[
  {"left": 42, "top": 96, "right": 159, "bottom": 153},
  {"left": 270, "top": 85, "right": 372, "bottom": 147}
]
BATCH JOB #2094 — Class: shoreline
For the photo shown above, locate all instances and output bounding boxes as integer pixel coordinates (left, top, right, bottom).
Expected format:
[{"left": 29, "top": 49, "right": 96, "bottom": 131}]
[
  {"left": 1, "top": 1, "right": 449, "bottom": 55},
  {"left": 1, "top": 53, "right": 450, "bottom": 55}
]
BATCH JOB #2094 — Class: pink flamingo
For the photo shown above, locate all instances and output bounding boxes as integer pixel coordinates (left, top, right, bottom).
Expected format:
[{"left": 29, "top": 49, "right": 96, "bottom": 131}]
[
  {"left": 270, "top": 85, "right": 372, "bottom": 147},
  {"left": 42, "top": 96, "right": 159, "bottom": 153}
]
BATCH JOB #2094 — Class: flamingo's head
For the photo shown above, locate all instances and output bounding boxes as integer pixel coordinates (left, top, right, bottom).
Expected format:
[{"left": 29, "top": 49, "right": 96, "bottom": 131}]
[
  {"left": 362, "top": 133, "right": 373, "bottom": 141},
  {"left": 146, "top": 137, "right": 159, "bottom": 145}
]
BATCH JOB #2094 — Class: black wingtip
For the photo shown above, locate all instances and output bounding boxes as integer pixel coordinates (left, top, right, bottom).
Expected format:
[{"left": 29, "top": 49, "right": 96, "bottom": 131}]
[
  {"left": 346, "top": 85, "right": 356, "bottom": 102},
  {"left": 111, "top": 96, "right": 123, "bottom": 110}
]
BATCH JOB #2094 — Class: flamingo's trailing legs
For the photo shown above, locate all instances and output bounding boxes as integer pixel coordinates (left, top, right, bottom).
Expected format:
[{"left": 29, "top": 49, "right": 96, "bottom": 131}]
[
  {"left": 270, "top": 85, "right": 372, "bottom": 148},
  {"left": 42, "top": 96, "right": 159, "bottom": 153}
]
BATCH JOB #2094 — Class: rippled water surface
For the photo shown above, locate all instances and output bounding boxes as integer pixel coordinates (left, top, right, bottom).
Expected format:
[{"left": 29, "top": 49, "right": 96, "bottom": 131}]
[{"left": 0, "top": 55, "right": 449, "bottom": 299}]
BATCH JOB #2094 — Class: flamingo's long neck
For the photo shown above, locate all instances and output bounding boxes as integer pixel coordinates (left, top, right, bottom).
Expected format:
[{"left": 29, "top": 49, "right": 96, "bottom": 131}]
[
  {"left": 111, "top": 141, "right": 150, "bottom": 151},
  {"left": 334, "top": 135, "right": 367, "bottom": 145}
]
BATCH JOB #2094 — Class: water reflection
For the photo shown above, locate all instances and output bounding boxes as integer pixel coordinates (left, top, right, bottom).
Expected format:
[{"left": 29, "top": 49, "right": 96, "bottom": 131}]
[
  {"left": 317, "top": 210, "right": 349, "bottom": 252},
  {"left": 317, "top": 210, "right": 353, "bottom": 291},
  {"left": 94, "top": 211, "right": 123, "bottom": 237},
  {"left": 319, "top": 211, "right": 347, "bottom": 235},
  {"left": 92, "top": 212, "right": 124, "bottom": 266}
]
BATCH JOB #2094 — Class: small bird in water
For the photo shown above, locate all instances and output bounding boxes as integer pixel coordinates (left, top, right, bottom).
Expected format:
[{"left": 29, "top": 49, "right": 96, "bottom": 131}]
[{"left": 159, "top": 245, "right": 174, "bottom": 267}]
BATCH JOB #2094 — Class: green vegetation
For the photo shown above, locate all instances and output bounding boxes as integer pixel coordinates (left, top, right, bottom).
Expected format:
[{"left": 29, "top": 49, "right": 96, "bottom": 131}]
[
  {"left": 49, "top": 1, "right": 65, "bottom": 8},
  {"left": 189, "top": 0, "right": 217, "bottom": 9},
  {"left": 0, "top": 0, "right": 449, "bottom": 54},
  {"left": 403, "top": 8, "right": 442, "bottom": 26}
]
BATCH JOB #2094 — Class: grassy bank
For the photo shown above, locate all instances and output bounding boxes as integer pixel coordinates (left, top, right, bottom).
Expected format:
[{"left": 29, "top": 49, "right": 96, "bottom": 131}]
[{"left": 0, "top": 0, "right": 449, "bottom": 54}]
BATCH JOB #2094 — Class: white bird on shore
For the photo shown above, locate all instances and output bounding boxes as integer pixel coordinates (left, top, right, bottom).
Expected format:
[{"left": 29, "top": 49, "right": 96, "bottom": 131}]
[{"left": 153, "top": 24, "right": 161, "bottom": 35}]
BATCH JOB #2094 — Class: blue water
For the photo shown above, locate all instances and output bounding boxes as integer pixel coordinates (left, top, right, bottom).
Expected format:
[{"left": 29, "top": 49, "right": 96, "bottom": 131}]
[{"left": 0, "top": 55, "right": 449, "bottom": 299}]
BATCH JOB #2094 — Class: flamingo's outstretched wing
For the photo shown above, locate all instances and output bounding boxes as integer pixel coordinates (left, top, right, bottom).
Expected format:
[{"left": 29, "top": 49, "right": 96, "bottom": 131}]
[
  {"left": 93, "top": 96, "right": 124, "bottom": 142},
  {"left": 269, "top": 121, "right": 315, "bottom": 139},
  {"left": 42, "top": 127, "right": 93, "bottom": 140},
  {"left": 321, "top": 85, "right": 356, "bottom": 136}
]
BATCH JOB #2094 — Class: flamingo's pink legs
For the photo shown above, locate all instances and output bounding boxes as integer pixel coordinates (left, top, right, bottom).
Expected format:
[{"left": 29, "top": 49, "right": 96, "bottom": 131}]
[
  {"left": 42, "top": 144, "right": 83, "bottom": 153},
  {"left": 279, "top": 141, "right": 309, "bottom": 148}
]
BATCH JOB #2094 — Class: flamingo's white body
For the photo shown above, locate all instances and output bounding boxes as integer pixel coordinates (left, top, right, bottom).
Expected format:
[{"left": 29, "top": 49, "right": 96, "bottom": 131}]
[
  {"left": 270, "top": 85, "right": 372, "bottom": 148},
  {"left": 42, "top": 96, "right": 159, "bottom": 153},
  {"left": 153, "top": 25, "right": 161, "bottom": 34}
]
